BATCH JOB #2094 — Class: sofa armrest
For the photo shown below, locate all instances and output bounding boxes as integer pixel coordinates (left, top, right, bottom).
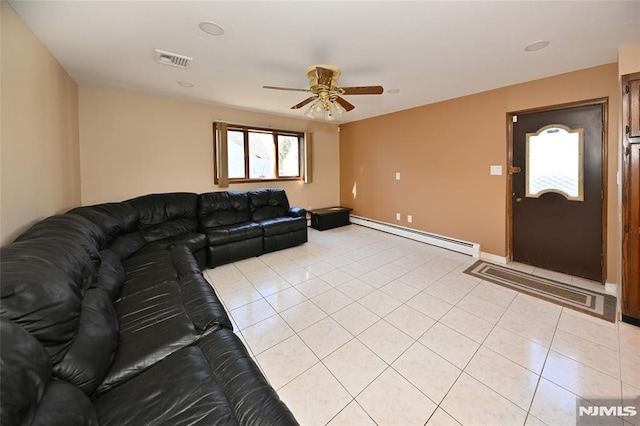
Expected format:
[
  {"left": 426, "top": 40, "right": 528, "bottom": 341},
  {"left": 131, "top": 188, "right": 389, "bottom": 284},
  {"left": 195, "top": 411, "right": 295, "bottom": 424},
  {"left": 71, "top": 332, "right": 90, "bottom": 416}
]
[{"left": 287, "top": 207, "right": 306, "bottom": 218}]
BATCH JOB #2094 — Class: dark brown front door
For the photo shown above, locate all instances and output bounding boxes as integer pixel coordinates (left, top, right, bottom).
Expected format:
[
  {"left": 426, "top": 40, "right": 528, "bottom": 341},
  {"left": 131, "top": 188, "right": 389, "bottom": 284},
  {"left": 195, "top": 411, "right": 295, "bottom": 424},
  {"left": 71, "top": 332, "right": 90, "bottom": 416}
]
[
  {"left": 512, "top": 103, "right": 604, "bottom": 282},
  {"left": 623, "top": 144, "right": 640, "bottom": 323}
]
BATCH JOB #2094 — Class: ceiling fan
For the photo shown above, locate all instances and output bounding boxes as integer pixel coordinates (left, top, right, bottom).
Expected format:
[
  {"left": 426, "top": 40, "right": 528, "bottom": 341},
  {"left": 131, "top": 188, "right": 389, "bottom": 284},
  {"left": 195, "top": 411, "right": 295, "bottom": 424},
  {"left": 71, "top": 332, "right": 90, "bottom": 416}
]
[{"left": 263, "top": 65, "right": 383, "bottom": 120}]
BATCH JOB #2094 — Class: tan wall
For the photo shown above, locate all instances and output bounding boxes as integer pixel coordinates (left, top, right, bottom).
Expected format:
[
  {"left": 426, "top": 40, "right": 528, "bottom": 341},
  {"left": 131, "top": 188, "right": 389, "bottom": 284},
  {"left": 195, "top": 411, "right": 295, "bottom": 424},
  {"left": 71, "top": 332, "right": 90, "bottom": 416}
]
[
  {"left": 78, "top": 85, "right": 340, "bottom": 209},
  {"left": 340, "top": 63, "right": 619, "bottom": 283},
  {"left": 0, "top": 1, "right": 81, "bottom": 245},
  {"left": 618, "top": 43, "right": 640, "bottom": 76}
]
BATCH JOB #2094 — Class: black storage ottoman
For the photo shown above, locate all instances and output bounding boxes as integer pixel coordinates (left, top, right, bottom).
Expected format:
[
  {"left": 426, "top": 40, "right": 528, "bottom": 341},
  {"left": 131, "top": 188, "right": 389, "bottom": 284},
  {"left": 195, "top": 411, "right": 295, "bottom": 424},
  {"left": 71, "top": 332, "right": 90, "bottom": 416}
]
[{"left": 309, "top": 207, "right": 352, "bottom": 231}]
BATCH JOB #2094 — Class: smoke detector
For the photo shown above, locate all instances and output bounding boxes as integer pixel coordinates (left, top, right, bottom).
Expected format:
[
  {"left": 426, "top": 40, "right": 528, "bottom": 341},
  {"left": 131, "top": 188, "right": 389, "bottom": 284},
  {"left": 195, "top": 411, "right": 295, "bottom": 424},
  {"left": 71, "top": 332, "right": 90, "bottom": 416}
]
[{"left": 154, "top": 49, "right": 193, "bottom": 69}]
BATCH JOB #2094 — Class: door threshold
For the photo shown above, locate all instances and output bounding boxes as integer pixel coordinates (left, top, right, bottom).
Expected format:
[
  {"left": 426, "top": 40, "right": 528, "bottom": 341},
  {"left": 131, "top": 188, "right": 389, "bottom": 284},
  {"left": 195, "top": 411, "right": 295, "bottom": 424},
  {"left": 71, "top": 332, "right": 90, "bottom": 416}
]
[{"left": 505, "top": 261, "right": 605, "bottom": 293}]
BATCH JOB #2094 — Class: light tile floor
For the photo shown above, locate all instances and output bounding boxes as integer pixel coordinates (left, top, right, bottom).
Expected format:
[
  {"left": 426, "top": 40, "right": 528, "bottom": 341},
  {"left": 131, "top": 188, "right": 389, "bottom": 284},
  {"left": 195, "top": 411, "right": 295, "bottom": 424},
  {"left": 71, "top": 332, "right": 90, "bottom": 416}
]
[{"left": 203, "top": 225, "right": 640, "bottom": 426}]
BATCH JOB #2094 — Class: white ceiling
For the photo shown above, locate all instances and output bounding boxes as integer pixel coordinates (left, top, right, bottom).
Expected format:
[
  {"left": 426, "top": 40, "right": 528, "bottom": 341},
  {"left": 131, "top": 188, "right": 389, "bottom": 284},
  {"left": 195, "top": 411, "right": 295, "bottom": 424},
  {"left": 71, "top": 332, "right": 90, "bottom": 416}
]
[{"left": 9, "top": 0, "right": 640, "bottom": 124}]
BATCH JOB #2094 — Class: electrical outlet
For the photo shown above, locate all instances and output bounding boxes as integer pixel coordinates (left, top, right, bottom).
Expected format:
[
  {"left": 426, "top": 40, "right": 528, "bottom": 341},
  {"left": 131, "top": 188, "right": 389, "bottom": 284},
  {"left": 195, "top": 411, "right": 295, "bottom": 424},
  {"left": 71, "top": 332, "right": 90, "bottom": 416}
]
[
  {"left": 407, "top": 215, "right": 413, "bottom": 223},
  {"left": 396, "top": 213, "right": 401, "bottom": 221},
  {"left": 490, "top": 165, "right": 503, "bottom": 176},
  {"left": 395, "top": 172, "right": 401, "bottom": 180}
]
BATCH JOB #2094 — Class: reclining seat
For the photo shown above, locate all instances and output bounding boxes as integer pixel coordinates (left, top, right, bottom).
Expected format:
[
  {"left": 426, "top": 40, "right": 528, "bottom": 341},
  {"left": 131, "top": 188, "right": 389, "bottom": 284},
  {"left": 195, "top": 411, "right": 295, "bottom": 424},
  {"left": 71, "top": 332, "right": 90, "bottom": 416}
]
[
  {"left": 199, "top": 191, "right": 263, "bottom": 268},
  {"left": 248, "top": 188, "right": 307, "bottom": 253}
]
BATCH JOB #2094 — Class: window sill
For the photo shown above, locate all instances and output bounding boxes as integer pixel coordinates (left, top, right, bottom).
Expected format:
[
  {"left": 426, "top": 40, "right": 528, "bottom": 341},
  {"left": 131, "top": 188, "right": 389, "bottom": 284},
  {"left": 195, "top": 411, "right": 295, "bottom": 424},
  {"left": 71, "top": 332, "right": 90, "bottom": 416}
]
[{"left": 216, "top": 177, "right": 303, "bottom": 184}]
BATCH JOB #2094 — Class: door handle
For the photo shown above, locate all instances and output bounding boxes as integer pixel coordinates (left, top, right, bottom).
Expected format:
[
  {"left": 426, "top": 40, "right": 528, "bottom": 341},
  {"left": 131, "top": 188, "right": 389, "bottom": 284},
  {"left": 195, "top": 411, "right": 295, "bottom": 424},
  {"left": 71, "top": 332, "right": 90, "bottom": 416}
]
[{"left": 515, "top": 197, "right": 523, "bottom": 203}]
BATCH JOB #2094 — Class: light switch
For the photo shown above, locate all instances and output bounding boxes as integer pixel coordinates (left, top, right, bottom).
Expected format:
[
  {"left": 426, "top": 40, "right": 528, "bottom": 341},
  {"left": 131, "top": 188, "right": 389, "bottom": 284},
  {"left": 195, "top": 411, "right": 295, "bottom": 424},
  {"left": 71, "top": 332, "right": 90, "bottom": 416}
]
[
  {"left": 490, "top": 165, "right": 503, "bottom": 176},
  {"left": 395, "top": 172, "right": 401, "bottom": 180}
]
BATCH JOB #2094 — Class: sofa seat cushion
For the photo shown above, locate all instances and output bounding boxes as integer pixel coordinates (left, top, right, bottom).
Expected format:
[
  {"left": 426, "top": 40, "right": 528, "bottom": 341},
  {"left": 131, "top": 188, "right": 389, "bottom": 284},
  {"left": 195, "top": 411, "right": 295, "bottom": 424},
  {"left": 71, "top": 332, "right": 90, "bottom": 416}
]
[
  {"left": 94, "top": 328, "right": 298, "bottom": 426},
  {"left": 257, "top": 216, "right": 307, "bottom": 237},
  {"left": 97, "top": 283, "right": 215, "bottom": 395},
  {"left": 118, "top": 248, "right": 177, "bottom": 298},
  {"left": 97, "top": 246, "right": 231, "bottom": 394},
  {"left": 144, "top": 231, "right": 208, "bottom": 253},
  {"left": 204, "top": 222, "right": 262, "bottom": 246}
]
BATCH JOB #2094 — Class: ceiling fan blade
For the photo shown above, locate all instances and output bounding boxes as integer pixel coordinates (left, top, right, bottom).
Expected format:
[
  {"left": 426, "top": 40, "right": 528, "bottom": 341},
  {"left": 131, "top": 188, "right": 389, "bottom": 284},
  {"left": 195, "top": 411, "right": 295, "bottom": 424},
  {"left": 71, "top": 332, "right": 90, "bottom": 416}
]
[
  {"left": 316, "top": 66, "right": 334, "bottom": 87},
  {"left": 335, "top": 96, "right": 355, "bottom": 112},
  {"left": 340, "top": 86, "right": 384, "bottom": 95},
  {"left": 291, "top": 96, "right": 317, "bottom": 110},
  {"left": 263, "top": 85, "right": 311, "bottom": 93}
]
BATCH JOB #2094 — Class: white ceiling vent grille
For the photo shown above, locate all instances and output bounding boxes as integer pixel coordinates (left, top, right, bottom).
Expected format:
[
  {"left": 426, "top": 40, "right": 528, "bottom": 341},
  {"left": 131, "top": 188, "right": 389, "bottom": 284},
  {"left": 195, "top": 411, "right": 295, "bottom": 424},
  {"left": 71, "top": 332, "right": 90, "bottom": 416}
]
[{"left": 154, "top": 49, "right": 193, "bottom": 69}]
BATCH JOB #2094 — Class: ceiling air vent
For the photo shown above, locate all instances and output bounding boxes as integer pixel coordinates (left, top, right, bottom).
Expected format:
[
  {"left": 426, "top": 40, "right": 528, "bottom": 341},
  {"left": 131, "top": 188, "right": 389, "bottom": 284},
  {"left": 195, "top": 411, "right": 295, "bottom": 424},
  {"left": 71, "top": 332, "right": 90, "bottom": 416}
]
[{"left": 154, "top": 49, "right": 192, "bottom": 69}]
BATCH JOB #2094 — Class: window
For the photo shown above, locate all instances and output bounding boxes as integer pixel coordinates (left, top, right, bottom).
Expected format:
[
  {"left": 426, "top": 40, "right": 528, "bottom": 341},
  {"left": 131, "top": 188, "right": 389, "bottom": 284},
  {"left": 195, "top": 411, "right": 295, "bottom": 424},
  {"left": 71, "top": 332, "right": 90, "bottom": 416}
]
[
  {"left": 526, "top": 124, "right": 584, "bottom": 201},
  {"left": 214, "top": 123, "right": 304, "bottom": 183}
]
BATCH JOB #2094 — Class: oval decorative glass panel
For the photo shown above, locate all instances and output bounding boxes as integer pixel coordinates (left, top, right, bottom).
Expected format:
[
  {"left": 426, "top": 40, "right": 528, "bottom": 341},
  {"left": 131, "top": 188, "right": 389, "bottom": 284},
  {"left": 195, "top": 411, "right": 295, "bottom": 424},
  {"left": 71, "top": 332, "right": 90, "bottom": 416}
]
[{"left": 525, "top": 124, "right": 584, "bottom": 201}]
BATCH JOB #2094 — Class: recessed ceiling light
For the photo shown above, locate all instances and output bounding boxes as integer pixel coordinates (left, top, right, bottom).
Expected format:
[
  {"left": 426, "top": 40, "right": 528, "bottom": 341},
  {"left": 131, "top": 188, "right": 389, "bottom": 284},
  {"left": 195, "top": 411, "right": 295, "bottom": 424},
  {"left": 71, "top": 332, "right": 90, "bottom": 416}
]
[
  {"left": 199, "top": 21, "right": 225, "bottom": 36},
  {"left": 524, "top": 40, "right": 550, "bottom": 52},
  {"left": 177, "top": 81, "right": 194, "bottom": 88},
  {"left": 387, "top": 89, "right": 400, "bottom": 94}
]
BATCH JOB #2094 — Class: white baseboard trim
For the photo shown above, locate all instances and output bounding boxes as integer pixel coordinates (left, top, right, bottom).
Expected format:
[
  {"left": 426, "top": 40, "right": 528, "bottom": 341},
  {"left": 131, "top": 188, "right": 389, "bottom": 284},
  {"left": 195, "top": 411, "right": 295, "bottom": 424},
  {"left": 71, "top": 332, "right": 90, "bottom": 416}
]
[
  {"left": 604, "top": 282, "right": 618, "bottom": 295},
  {"left": 480, "top": 252, "right": 508, "bottom": 264},
  {"left": 344, "top": 216, "right": 617, "bottom": 297},
  {"left": 349, "top": 215, "right": 480, "bottom": 257}
]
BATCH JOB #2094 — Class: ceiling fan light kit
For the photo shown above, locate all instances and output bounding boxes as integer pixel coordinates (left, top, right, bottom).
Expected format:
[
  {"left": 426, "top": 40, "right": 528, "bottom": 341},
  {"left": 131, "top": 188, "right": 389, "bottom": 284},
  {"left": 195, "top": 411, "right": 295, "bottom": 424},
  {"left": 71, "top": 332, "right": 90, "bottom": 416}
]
[{"left": 264, "top": 65, "right": 384, "bottom": 121}]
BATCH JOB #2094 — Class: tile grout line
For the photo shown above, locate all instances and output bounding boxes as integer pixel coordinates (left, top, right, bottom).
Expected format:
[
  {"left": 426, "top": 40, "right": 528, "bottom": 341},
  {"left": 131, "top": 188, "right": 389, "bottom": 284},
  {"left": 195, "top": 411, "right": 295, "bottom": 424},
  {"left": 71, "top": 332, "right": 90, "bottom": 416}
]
[
  {"left": 520, "top": 303, "right": 563, "bottom": 426},
  {"left": 433, "top": 279, "right": 532, "bottom": 425},
  {"left": 268, "top": 247, "right": 465, "bottom": 423},
  {"left": 212, "top": 227, "right": 632, "bottom": 425}
]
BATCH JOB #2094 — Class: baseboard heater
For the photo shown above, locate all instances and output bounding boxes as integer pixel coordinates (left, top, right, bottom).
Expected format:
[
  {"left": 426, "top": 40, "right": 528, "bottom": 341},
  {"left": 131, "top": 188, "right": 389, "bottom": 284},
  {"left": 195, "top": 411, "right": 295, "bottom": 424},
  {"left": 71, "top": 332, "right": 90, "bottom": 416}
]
[{"left": 349, "top": 215, "right": 480, "bottom": 258}]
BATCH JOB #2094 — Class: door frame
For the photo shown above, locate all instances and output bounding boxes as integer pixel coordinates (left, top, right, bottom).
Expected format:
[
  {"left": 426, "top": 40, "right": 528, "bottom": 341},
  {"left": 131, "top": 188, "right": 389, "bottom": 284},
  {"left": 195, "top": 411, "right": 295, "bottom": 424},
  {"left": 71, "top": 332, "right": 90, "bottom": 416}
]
[
  {"left": 621, "top": 72, "right": 640, "bottom": 322},
  {"left": 506, "top": 98, "right": 608, "bottom": 283}
]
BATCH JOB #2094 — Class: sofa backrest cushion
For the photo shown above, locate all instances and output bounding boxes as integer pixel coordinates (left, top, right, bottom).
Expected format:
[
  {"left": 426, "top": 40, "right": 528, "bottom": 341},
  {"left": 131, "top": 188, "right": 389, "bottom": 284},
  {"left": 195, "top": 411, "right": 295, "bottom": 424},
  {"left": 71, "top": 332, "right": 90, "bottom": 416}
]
[
  {"left": 1, "top": 319, "right": 52, "bottom": 426},
  {"left": 108, "top": 231, "right": 147, "bottom": 260},
  {"left": 2, "top": 239, "right": 97, "bottom": 293},
  {"left": 128, "top": 193, "right": 199, "bottom": 242},
  {"left": 248, "top": 188, "right": 290, "bottom": 221},
  {"left": 1, "top": 250, "right": 83, "bottom": 363},
  {"left": 68, "top": 202, "right": 139, "bottom": 246},
  {"left": 52, "top": 288, "right": 119, "bottom": 395},
  {"left": 14, "top": 214, "right": 105, "bottom": 277},
  {"left": 198, "top": 191, "right": 252, "bottom": 228}
]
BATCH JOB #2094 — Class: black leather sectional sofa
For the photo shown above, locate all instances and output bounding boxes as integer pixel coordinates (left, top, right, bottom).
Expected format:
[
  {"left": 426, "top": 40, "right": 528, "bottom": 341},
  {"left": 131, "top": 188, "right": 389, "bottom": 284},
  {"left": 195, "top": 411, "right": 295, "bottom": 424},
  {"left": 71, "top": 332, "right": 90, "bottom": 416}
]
[{"left": 1, "top": 188, "right": 305, "bottom": 426}]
